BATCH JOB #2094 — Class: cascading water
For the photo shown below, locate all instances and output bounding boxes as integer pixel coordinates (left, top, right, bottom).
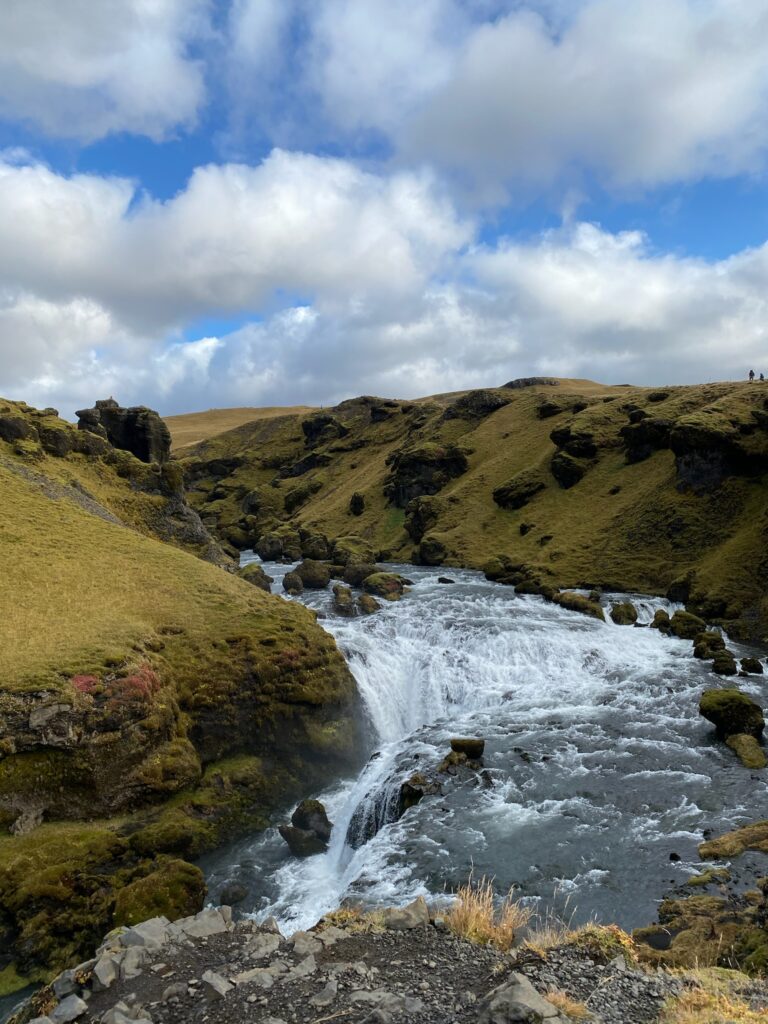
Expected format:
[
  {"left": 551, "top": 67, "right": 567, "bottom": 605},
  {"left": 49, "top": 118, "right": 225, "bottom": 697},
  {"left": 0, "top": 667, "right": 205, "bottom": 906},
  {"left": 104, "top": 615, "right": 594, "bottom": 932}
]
[{"left": 202, "top": 559, "right": 768, "bottom": 935}]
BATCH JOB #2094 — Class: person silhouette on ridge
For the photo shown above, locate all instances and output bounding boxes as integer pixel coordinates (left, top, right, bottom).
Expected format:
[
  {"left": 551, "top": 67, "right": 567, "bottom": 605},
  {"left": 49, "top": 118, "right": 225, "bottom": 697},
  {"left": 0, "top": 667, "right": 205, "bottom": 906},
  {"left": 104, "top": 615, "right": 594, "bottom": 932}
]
[{"left": 749, "top": 369, "right": 755, "bottom": 381}]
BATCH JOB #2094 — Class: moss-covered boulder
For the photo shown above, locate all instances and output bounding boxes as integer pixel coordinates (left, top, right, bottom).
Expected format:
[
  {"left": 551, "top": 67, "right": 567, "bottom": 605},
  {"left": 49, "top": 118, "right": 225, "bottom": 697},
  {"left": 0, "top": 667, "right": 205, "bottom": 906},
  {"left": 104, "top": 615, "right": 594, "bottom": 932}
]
[
  {"left": 404, "top": 495, "right": 440, "bottom": 542},
  {"left": 610, "top": 602, "right": 638, "bottom": 626},
  {"left": 741, "top": 657, "right": 765, "bottom": 675},
  {"left": 237, "top": 563, "right": 273, "bottom": 593},
  {"left": 255, "top": 532, "right": 284, "bottom": 561},
  {"left": 349, "top": 492, "right": 365, "bottom": 516},
  {"left": 282, "top": 570, "right": 303, "bottom": 595},
  {"left": 363, "top": 573, "right": 405, "bottom": 601},
  {"left": 693, "top": 631, "right": 726, "bottom": 659},
  {"left": 550, "top": 451, "right": 587, "bottom": 489},
  {"left": 113, "top": 858, "right": 206, "bottom": 927},
  {"left": 416, "top": 535, "right": 446, "bottom": 566},
  {"left": 725, "top": 734, "right": 767, "bottom": 769},
  {"left": 514, "top": 579, "right": 557, "bottom": 601},
  {"left": 342, "top": 562, "right": 379, "bottom": 587},
  {"left": 553, "top": 592, "right": 605, "bottom": 621},
  {"left": 650, "top": 609, "right": 671, "bottom": 633},
  {"left": 332, "top": 536, "right": 376, "bottom": 566},
  {"left": 712, "top": 649, "right": 738, "bottom": 676},
  {"left": 357, "top": 594, "right": 381, "bottom": 615},
  {"left": 295, "top": 559, "right": 332, "bottom": 589},
  {"left": 492, "top": 469, "right": 546, "bottom": 510},
  {"left": 333, "top": 584, "right": 356, "bottom": 617},
  {"left": 669, "top": 610, "right": 707, "bottom": 639},
  {"left": 699, "top": 689, "right": 764, "bottom": 739}
]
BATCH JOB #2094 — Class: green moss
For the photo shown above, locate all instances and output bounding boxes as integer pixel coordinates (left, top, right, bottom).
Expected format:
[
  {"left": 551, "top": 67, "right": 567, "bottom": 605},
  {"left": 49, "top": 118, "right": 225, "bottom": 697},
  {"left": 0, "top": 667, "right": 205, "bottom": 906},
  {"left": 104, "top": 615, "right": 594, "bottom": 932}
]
[
  {"left": 113, "top": 858, "right": 205, "bottom": 927},
  {"left": 553, "top": 591, "right": 605, "bottom": 621},
  {"left": 687, "top": 868, "right": 732, "bottom": 887},
  {"left": 0, "top": 963, "right": 37, "bottom": 998}
]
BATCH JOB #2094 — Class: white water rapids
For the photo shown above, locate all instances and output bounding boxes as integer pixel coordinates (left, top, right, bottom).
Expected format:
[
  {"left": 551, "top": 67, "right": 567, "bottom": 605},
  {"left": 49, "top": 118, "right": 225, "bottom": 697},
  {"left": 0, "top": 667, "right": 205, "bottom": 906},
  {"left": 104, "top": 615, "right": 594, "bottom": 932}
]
[{"left": 203, "top": 558, "right": 768, "bottom": 934}]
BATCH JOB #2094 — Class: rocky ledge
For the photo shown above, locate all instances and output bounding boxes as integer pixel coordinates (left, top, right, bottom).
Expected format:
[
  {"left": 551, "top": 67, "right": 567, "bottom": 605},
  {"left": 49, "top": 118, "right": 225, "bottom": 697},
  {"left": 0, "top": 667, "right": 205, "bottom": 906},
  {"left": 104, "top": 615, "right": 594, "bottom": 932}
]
[{"left": 13, "top": 899, "right": 758, "bottom": 1024}]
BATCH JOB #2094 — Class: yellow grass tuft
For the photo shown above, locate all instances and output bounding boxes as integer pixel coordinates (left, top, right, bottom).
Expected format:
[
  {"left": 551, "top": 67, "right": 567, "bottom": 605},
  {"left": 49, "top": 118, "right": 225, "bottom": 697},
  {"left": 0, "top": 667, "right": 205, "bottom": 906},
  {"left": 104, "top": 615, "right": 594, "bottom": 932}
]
[
  {"left": 444, "top": 876, "right": 532, "bottom": 951},
  {"left": 545, "top": 990, "right": 591, "bottom": 1019},
  {"left": 661, "top": 989, "right": 766, "bottom": 1024}
]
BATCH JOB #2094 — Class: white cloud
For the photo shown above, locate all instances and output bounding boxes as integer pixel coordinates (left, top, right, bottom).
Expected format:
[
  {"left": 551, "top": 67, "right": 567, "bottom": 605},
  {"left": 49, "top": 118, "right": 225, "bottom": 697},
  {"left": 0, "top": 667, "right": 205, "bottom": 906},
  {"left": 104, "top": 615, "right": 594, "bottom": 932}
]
[{"left": 0, "top": 0, "right": 210, "bottom": 140}]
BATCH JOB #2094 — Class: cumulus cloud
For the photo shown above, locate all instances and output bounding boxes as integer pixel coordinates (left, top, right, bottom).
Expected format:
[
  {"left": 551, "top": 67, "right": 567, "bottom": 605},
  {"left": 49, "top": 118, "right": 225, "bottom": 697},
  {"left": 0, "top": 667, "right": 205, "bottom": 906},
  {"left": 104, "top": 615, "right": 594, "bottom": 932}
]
[
  {"left": 405, "top": 0, "right": 768, "bottom": 193},
  {"left": 0, "top": 0, "right": 210, "bottom": 140},
  {"left": 223, "top": 0, "right": 768, "bottom": 196}
]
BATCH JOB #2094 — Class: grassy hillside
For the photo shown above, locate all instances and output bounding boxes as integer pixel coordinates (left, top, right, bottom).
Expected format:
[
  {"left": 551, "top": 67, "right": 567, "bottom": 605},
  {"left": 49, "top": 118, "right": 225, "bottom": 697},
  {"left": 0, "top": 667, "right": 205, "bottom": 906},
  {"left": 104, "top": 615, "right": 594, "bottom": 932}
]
[
  {"left": 166, "top": 405, "right": 315, "bottom": 451},
  {"left": 178, "top": 378, "right": 768, "bottom": 641},
  {"left": 0, "top": 399, "right": 360, "bottom": 988}
]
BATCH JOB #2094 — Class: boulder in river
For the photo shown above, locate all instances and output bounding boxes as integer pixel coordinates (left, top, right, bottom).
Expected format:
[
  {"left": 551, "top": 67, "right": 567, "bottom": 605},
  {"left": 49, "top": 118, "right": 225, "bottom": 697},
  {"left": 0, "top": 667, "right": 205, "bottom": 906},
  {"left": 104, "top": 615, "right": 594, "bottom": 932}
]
[
  {"left": 699, "top": 688, "right": 764, "bottom": 739},
  {"left": 295, "top": 559, "right": 332, "bottom": 589},
  {"left": 450, "top": 738, "right": 485, "bottom": 759},
  {"left": 552, "top": 591, "right": 605, "bottom": 621},
  {"left": 669, "top": 610, "right": 707, "bottom": 640},
  {"left": 237, "top": 563, "right": 273, "bottom": 593},
  {"left": 741, "top": 657, "right": 764, "bottom": 675},
  {"left": 363, "top": 572, "right": 405, "bottom": 601},
  {"left": 279, "top": 799, "right": 333, "bottom": 857},
  {"left": 725, "top": 734, "right": 767, "bottom": 769},
  {"left": 343, "top": 561, "right": 379, "bottom": 587},
  {"left": 610, "top": 602, "right": 638, "bottom": 626},
  {"left": 711, "top": 649, "right": 738, "bottom": 676},
  {"left": 650, "top": 609, "right": 671, "bottom": 633},
  {"left": 693, "top": 631, "right": 726, "bottom": 659},
  {"left": 333, "top": 584, "right": 356, "bottom": 617},
  {"left": 282, "top": 570, "right": 304, "bottom": 595},
  {"left": 357, "top": 593, "right": 381, "bottom": 615}
]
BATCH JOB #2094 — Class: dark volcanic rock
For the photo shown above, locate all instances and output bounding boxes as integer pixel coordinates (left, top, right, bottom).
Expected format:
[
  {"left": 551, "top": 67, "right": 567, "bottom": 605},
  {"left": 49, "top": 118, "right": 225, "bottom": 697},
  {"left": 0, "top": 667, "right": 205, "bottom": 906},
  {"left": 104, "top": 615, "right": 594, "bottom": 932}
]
[
  {"left": 443, "top": 389, "right": 511, "bottom": 421},
  {"left": 550, "top": 451, "right": 587, "bottom": 488},
  {"left": 76, "top": 399, "right": 171, "bottom": 464},
  {"left": 620, "top": 417, "right": 673, "bottom": 463},
  {"left": 385, "top": 443, "right": 468, "bottom": 507},
  {"left": 301, "top": 414, "right": 349, "bottom": 448}
]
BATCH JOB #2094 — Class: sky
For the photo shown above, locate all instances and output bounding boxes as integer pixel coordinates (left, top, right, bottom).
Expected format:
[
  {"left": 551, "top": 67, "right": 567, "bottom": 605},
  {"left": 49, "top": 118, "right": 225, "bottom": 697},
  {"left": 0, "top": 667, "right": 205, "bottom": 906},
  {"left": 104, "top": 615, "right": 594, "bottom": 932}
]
[{"left": 2, "top": 0, "right": 768, "bottom": 418}]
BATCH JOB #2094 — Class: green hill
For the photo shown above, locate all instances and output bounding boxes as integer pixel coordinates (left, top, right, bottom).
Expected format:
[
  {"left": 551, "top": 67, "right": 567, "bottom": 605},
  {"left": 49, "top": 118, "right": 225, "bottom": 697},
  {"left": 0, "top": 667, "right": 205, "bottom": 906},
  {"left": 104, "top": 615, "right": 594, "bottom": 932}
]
[
  {"left": 178, "top": 378, "right": 768, "bottom": 642},
  {"left": 0, "top": 399, "right": 359, "bottom": 990}
]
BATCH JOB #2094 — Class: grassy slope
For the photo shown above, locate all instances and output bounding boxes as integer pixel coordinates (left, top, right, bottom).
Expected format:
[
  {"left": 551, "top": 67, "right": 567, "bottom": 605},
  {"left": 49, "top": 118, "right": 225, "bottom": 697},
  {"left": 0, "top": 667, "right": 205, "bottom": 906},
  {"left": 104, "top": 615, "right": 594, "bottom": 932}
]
[
  {"left": 166, "top": 405, "right": 315, "bottom": 451},
  {"left": 0, "top": 399, "right": 359, "bottom": 984},
  {"left": 179, "top": 379, "right": 768, "bottom": 639}
]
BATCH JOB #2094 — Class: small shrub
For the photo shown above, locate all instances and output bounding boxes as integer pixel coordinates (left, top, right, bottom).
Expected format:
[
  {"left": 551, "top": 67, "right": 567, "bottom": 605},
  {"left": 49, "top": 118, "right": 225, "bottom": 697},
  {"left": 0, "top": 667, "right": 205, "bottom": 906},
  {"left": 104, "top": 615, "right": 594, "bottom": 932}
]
[
  {"left": 546, "top": 990, "right": 591, "bottom": 1019},
  {"left": 444, "top": 875, "right": 532, "bottom": 951},
  {"left": 71, "top": 674, "right": 99, "bottom": 694}
]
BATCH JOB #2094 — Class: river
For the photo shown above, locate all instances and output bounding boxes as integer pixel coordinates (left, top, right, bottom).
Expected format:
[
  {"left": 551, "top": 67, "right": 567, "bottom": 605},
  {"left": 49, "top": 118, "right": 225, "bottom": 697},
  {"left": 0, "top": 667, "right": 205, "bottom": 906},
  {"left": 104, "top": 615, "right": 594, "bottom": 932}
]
[{"left": 202, "top": 557, "right": 767, "bottom": 935}]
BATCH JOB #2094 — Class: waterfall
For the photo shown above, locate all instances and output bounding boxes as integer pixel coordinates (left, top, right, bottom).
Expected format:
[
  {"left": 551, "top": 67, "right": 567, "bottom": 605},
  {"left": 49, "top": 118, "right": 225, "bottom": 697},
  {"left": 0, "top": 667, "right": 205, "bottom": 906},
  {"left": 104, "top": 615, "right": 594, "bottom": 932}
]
[{"left": 202, "top": 561, "right": 767, "bottom": 934}]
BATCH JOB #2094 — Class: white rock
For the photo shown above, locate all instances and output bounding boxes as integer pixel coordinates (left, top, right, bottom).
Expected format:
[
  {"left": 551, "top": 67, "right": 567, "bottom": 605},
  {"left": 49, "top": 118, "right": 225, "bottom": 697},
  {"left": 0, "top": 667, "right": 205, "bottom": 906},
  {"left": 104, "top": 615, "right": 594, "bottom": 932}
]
[
  {"left": 50, "top": 995, "right": 88, "bottom": 1023},
  {"left": 245, "top": 933, "right": 281, "bottom": 960},
  {"left": 285, "top": 954, "right": 316, "bottom": 982},
  {"left": 379, "top": 896, "right": 430, "bottom": 931},
  {"left": 291, "top": 931, "right": 322, "bottom": 957},
  {"left": 201, "top": 969, "right": 233, "bottom": 999},
  {"left": 172, "top": 908, "right": 230, "bottom": 940},
  {"left": 260, "top": 915, "right": 283, "bottom": 935},
  {"left": 120, "top": 917, "right": 170, "bottom": 950},
  {"left": 120, "top": 946, "right": 147, "bottom": 980},
  {"left": 309, "top": 980, "right": 338, "bottom": 1008},
  {"left": 92, "top": 954, "right": 122, "bottom": 992}
]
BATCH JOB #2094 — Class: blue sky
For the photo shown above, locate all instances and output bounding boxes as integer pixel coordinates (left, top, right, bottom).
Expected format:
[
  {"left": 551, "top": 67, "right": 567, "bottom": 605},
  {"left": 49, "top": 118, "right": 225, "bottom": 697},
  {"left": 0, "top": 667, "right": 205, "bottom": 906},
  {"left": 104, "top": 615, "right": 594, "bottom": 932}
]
[{"left": 1, "top": 0, "right": 768, "bottom": 417}]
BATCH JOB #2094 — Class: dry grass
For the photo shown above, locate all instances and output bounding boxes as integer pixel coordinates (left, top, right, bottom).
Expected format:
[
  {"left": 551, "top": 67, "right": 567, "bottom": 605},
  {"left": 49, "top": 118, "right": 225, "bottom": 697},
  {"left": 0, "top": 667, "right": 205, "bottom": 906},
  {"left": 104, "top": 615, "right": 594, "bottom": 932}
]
[
  {"left": 444, "top": 876, "right": 532, "bottom": 951},
  {"left": 661, "top": 989, "right": 766, "bottom": 1024},
  {"left": 166, "top": 405, "right": 313, "bottom": 450},
  {"left": 546, "top": 990, "right": 592, "bottom": 1019}
]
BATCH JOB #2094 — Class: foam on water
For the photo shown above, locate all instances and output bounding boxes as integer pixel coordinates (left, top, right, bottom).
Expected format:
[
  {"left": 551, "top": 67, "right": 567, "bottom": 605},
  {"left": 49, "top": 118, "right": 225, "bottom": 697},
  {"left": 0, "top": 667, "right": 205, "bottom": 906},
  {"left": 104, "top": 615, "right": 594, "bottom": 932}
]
[{"left": 201, "top": 558, "right": 768, "bottom": 933}]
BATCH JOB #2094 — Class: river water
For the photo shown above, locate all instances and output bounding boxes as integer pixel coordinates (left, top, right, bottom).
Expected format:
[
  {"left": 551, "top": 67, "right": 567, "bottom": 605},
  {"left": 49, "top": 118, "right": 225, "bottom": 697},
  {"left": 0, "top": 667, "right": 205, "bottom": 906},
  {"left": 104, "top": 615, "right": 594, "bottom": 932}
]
[{"left": 203, "top": 557, "right": 767, "bottom": 935}]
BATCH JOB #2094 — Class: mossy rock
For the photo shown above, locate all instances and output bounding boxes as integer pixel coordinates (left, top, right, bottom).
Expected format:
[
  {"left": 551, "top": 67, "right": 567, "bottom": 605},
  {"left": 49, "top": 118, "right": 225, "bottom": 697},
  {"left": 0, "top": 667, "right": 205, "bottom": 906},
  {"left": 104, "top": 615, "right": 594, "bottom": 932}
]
[
  {"left": 712, "top": 649, "right": 738, "bottom": 676},
  {"left": 610, "top": 602, "right": 638, "bottom": 625},
  {"left": 357, "top": 594, "right": 381, "bottom": 615},
  {"left": 741, "top": 657, "right": 765, "bottom": 675},
  {"left": 514, "top": 580, "right": 557, "bottom": 601},
  {"left": 693, "top": 631, "right": 726, "bottom": 659},
  {"left": 349, "top": 492, "right": 365, "bottom": 516},
  {"left": 726, "top": 734, "right": 767, "bottom": 769},
  {"left": 295, "top": 559, "right": 331, "bottom": 589},
  {"left": 492, "top": 469, "right": 546, "bottom": 510},
  {"left": 332, "top": 585, "right": 356, "bottom": 617},
  {"left": 300, "top": 532, "right": 330, "bottom": 560},
  {"left": 416, "top": 535, "right": 447, "bottom": 566},
  {"left": 363, "top": 573, "right": 405, "bottom": 601},
  {"left": 283, "top": 571, "right": 304, "bottom": 595},
  {"left": 686, "top": 867, "right": 731, "bottom": 887},
  {"left": 553, "top": 591, "right": 605, "bottom": 621},
  {"left": 238, "top": 563, "right": 273, "bottom": 593},
  {"left": 342, "top": 562, "right": 379, "bottom": 587},
  {"left": 332, "top": 536, "right": 376, "bottom": 566},
  {"left": 650, "top": 609, "right": 671, "bottom": 633},
  {"left": 550, "top": 451, "right": 587, "bottom": 489},
  {"left": 113, "top": 857, "right": 206, "bottom": 927},
  {"left": 699, "top": 688, "right": 764, "bottom": 739},
  {"left": 700, "top": 821, "right": 768, "bottom": 859},
  {"left": 669, "top": 610, "right": 707, "bottom": 639}
]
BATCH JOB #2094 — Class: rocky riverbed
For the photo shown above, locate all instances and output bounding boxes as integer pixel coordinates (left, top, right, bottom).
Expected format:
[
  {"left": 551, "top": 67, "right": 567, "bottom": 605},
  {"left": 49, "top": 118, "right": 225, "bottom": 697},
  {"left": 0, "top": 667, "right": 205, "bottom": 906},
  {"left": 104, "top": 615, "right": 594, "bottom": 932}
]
[{"left": 13, "top": 900, "right": 750, "bottom": 1024}]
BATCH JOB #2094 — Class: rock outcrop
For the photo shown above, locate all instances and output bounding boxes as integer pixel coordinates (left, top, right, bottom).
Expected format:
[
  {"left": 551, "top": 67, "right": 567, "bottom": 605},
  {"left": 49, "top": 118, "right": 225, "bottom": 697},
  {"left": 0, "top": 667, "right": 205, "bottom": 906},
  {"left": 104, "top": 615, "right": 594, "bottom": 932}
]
[{"left": 76, "top": 400, "right": 171, "bottom": 465}]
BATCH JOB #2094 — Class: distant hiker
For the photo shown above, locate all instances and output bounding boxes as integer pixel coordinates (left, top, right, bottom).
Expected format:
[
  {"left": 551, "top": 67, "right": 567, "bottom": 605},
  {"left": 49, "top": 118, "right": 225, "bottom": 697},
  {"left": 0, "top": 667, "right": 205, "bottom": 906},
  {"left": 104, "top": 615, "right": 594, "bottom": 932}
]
[
  {"left": 761, "top": 373, "right": 765, "bottom": 382},
  {"left": 749, "top": 369, "right": 755, "bottom": 381}
]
